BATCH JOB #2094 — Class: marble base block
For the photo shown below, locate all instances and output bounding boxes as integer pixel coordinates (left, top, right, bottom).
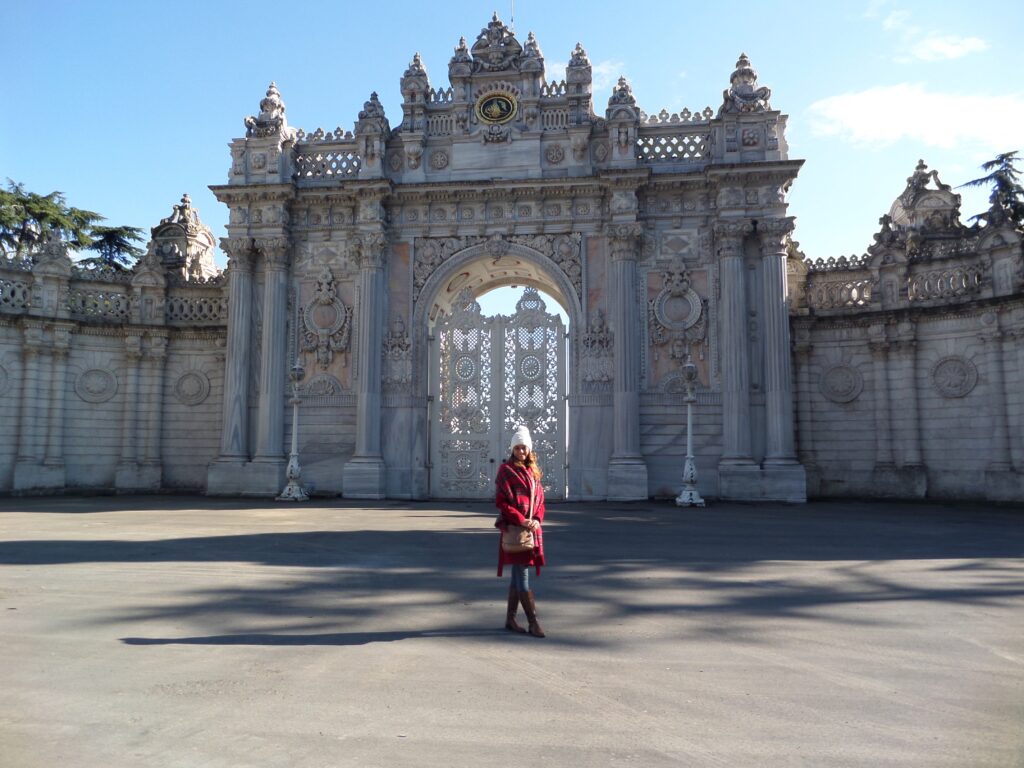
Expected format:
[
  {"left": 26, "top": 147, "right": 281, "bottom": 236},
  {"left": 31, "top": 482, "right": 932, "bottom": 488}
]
[
  {"left": 342, "top": 456, "right": 387, "bottom": 499},
  {"left": 607, "top": 456, "right": 649, "bottom": 501}
]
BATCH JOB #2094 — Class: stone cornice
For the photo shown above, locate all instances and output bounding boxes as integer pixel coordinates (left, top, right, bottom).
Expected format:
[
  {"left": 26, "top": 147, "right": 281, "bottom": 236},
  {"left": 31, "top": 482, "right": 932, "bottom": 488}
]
[
  {"left": 210, "top": 183, "right": 295, "bottom": 205},
  {"left": 388, "top": 180, "right": 606, "bottom": 203},
  {"left": 704, "top": 160, "right": 804, "bottom": 184}
]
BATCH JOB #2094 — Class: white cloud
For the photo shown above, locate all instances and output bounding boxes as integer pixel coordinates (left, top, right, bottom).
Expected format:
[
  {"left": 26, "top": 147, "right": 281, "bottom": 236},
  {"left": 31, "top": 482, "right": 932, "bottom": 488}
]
[
  {"left": 910, "top": 34, "right": 988, "bottom": 61},
  {"left": 543, "top": 58, "right": 624, "bottom": 95},
  {"left": 807, "top": 84, "right": 1024, "bottom": 150},
  {"left": 591, "top": 60, "right": 626, "bottom": 94},
  {"left": 882, "top": 9, "right": 913, "bottom": 31}
]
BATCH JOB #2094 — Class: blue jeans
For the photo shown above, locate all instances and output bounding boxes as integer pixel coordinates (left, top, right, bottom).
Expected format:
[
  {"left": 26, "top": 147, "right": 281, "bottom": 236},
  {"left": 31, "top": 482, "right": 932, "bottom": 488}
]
[{"left": 510, "top": 564, "right": 530, "bottom": 592}]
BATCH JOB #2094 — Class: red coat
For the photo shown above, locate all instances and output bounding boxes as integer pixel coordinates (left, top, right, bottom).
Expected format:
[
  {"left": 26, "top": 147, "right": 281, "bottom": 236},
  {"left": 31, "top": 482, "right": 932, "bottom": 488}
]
[{"left": 494, "top": 460, "right": 546, "bottom": 576}]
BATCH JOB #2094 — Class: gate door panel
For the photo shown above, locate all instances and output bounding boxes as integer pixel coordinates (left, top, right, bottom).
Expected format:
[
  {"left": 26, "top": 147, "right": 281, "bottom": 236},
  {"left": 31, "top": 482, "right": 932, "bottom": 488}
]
[{"left": 431, "top": 287, "right": 566, "bottom": 500}]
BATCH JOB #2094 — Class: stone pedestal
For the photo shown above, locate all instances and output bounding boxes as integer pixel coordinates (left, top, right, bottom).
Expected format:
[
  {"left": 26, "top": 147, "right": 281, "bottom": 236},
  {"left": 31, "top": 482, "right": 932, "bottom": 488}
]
[
  {"left": 342, "top": 456, "right": 387, "bottom": 499},
  {"left": 115, "top": 462, "right": 162, "bottom": 492},
  {"left": 719, "top": 464, "right": 807, "bottom": 503},
  {"left": 207, "top": 459, "right": 286, "bottom": 496}
]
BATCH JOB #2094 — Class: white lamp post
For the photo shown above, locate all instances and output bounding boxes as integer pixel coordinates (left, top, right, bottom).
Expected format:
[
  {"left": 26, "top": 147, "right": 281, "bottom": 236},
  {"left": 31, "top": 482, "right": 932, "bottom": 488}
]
[
  {"left": 277, "top": 360, "right": 309, "bottom": 502},
  {"left": 675, "top": 354, "right": 705, "bottom": 507}
]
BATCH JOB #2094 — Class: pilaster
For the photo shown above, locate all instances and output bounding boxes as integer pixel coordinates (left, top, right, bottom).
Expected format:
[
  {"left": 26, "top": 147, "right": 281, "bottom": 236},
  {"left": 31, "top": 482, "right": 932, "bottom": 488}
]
[
  {"left": 979, "top": 315, "right": 1012, "bottom": 471},
  {"left": 42, "top": 325, "right": 72, "bottom": 486},
  {"left": 115, "top": 334, "right": 145, "bottom": 490}
]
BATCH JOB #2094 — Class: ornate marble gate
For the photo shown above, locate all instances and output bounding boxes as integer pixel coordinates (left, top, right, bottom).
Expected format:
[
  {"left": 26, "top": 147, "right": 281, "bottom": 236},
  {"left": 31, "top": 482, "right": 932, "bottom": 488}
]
[{"left": 429, "top": 287, "right": 566, "bottom": 500}]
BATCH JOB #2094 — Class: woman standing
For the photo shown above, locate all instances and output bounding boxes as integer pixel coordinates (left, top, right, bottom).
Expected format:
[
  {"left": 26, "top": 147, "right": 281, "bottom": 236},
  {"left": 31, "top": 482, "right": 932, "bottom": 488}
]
[{"left": 494, "top": 425, "right": 546, "bottom": 638}]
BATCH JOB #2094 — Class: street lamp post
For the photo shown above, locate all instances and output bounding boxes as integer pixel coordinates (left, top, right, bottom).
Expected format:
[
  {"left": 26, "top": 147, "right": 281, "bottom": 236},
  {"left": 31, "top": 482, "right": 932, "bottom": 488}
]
[
  {"left": 675, "top": 355, "right": 705, "bottom": 507},
  {"left": 277, "top": 360, "right": 309, "bottom": 502}
]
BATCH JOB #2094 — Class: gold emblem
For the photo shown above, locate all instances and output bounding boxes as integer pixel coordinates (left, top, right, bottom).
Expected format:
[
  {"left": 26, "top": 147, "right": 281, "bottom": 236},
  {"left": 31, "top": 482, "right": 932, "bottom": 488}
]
[{"left": 476, "top": 93, "right": 516, "bottom": 125}]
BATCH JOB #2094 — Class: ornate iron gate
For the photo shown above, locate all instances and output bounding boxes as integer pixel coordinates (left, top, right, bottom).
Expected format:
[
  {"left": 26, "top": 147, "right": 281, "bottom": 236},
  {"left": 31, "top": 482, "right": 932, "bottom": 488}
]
[{"left": 430, "top": 287, "right": 566, "bottom": 499}]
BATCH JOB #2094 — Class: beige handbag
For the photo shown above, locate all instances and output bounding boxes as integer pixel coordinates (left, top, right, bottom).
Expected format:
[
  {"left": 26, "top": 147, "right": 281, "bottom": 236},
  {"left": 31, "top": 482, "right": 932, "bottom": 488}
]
[{"left": 501, "top": 473, "right": 537, "bottom": 554}]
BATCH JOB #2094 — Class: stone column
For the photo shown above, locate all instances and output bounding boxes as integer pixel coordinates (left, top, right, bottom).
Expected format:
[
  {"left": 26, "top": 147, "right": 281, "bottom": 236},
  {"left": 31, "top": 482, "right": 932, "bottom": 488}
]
[
  {"left": 758, "top": 220, "right": 799, "bottom": 464},
  {"left": 715, "top": 220, "right": 754, "bottom": 465},
  {"left": 605, "top": 223, "right": 647, "bottom": 500},
  {"left": 252, "top": 238, "right": 290, "bottom": 472},
  {"left": 343, "top": 232, "right": 388, "bottom": 498},
  {"left": 43, "top": 326, "right": 71, "bottom": 470},
  {"left": 215, "top": 238, "right": 254, "bottom": 462},
  {"left": 980, "top": 316, "right": 1011, "bottom": 471}
]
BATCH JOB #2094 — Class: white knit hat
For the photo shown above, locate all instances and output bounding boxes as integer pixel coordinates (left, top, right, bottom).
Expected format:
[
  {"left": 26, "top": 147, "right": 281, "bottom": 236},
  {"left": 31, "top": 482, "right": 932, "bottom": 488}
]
[{"left": 509, "top": 425, "right": 533, "bottom": 454}]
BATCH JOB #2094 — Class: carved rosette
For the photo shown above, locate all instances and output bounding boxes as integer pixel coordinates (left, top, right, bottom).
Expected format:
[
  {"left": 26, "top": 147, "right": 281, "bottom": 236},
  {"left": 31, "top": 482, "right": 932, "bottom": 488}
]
[
  {"left": 300, "top": 266, "right": 353, "bottom": 369},
  {"left": 819, "top": 364, "right": 864, "bottom": 404},
  {"left": 931, "top": 356, "right": 977, "bottom": 398}
]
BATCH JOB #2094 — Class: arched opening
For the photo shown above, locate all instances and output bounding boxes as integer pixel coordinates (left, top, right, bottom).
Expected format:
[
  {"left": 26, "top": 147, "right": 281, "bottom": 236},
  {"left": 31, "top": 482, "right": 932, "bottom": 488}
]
[{"left": 414, "top": 243, "right": 580, "bottom": 501}]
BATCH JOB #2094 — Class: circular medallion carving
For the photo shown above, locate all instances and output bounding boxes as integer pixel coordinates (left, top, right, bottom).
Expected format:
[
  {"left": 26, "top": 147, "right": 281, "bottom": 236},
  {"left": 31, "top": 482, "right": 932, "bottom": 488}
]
[
  {"left": 174, "top": 371, "right": 211, "bottom": 406},
  {"left": 545, "top": 144, "right": 565, "bottom": 165},
  {"left": 430, "top": 151, "right": 449, "bottom": 170},
  {"left": 454, "top": 454, "right": 474, "bottom": 477},
  {"left": 819, "top": 364, "right": 863, "bottom": 404},
  {"left": 475, "top": 92, "right": 517, "bottom": 125},
  {"left": 931, "top": 356, "right": 977, "bottom": 398},
  {"left": 520, "top": 355, "right": 542, "bottom": 381},
  {"left": 75, "top": 368, "right": 118, "bottom": 404},
  {"left": 655, "top": 289, "right": 702, "bottom": 331},
  {"left": 454, "top": 355, "right": 476, "bottom": 381}
]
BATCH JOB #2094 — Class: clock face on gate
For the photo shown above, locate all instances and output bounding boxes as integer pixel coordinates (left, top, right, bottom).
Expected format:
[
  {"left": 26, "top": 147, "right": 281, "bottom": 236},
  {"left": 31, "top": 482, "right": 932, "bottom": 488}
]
[{"left": 476, "top": 93, "right": 517, "bottom": 125}]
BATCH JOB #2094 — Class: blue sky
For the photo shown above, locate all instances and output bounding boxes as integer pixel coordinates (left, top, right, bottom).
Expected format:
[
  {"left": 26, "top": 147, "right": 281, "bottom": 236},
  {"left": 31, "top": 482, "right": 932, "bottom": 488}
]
[{"left": 4, "top": 0, "right": 1020, "bottom": 276}]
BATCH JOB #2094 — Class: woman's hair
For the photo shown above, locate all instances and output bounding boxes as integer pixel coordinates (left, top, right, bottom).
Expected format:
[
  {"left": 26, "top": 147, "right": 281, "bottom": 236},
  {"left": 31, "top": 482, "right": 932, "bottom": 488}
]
[{"left": 509, "top": 450, "right": 544, "bottom": 480}]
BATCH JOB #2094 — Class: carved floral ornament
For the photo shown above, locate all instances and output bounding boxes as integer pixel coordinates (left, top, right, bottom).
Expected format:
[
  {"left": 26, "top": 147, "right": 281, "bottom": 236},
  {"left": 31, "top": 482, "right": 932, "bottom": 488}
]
[{"left": 300, "top": 266, "right": 353, "bottom": 369}]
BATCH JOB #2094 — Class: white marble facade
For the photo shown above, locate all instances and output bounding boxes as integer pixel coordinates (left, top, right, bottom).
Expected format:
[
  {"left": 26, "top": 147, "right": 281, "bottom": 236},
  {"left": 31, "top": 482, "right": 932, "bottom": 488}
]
[{"left": 1, "top": 15, "right": 1021, "bottom": 502}]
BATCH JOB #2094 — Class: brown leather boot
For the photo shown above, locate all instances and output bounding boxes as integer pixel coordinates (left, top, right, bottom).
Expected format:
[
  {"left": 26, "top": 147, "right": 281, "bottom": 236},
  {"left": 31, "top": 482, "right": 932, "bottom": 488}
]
[
  {"left": 505, "top": 585, "right": 526, "bottom": 634},
  {"left": 519, "top": 590, "right": 546, "bottom": 638}
]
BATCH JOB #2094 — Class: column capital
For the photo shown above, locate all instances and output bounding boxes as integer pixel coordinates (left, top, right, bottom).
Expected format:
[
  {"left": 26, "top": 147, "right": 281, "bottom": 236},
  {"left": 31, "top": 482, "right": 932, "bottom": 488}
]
[
  {"left": 146, "top": 334, "right": 169, "bottom": 360},
  {"left": 355, "top": 232, "right": 388, "bottom": 269},
  {"left": 254, "top": 236, "right": 290, "bottom": 268},
  {"left": 123, "top": 334, "right": 144, "bottom": 361},
  {"left": 757, "top": 217, "right": 796, "bottom": 248},
  {"left": 607, "top": 223, "right": 644, "bottom": 261},
  {"left": 220, "top": 237, "right": 255, "bottom": 271},
  {"left": 713, "top": 219, "right": 751, "bottom": 256}
]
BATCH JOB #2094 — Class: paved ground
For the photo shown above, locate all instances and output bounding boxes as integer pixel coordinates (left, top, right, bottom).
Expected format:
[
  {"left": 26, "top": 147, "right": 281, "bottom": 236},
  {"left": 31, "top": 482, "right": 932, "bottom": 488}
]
[{"left": 0, "top": 495, "right": 1022, "bottom": 768}]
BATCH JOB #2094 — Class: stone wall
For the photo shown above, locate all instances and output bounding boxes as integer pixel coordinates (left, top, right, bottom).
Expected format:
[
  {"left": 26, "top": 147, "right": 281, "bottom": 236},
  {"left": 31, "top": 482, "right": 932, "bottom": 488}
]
[{"left": 792, "top": 162, "right": 1024, "bottom": 502}]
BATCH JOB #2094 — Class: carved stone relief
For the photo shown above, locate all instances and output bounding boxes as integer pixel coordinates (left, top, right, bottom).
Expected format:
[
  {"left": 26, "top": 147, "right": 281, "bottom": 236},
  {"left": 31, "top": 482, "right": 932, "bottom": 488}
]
[
  {"left": 648, "top": 270, "right": 708, "bottom": 368},
  {"left": 382, "top": 315, "right": 413, "bottom": 392},
  {"left": 580, "top": 309, "right": 613, "bottom": 393},
  {"left": 75, "top": 368, "right": 118, "bottom": 404},
  {"left": 412, "top": 233, "right": 583, "bottom": 302},
  {"left": 931, "top": 356, "right": 977, "bottom": 398},
  {"left": 819, "top": 364, "right": 863, "bottom": 404},
  {"left": 174, "top": 371, "right": 211, "bottom": 406},
  {"left": 300, "top": 266, "right": 353, "bottom": 370}
]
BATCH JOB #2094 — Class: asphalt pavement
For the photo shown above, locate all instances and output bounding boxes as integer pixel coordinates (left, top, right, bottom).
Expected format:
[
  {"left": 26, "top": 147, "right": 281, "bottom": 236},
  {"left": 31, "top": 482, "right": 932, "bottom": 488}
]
[{"left": 1, "top": 495, "right": 1022, "bottom": 767}]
